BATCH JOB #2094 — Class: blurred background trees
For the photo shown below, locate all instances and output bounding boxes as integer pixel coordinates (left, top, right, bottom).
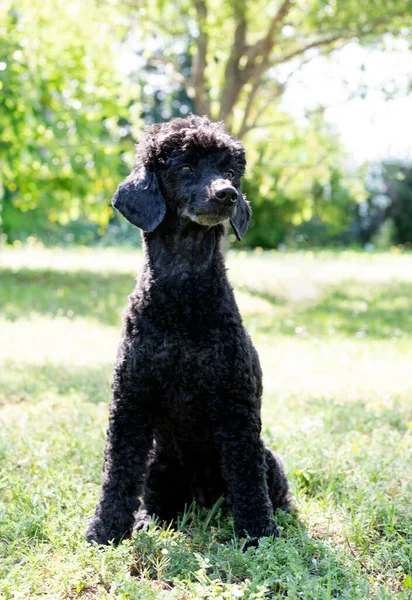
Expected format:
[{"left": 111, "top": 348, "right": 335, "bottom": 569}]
[
  {"left": 1, "top": 0, "right": 412, "bottom": 247},
  {"left": 0, "top": 0, "right": 139, "bottom": 242}
]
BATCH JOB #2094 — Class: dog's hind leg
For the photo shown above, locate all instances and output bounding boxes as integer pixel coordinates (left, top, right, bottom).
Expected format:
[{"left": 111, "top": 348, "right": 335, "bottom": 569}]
[{"left": 264, "top": 447, "right": 291, "bottom": 513}]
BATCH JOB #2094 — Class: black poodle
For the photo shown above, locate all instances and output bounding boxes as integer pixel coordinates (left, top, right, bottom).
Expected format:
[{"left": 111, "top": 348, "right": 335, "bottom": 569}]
[{"left": 85, "top": 115, "right": 290, "bottom": 546}]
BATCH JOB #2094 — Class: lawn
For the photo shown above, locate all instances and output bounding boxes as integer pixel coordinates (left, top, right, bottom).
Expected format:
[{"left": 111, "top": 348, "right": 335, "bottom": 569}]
[{"left": 1, "top": 245, "right": 412, "bottom": 599}]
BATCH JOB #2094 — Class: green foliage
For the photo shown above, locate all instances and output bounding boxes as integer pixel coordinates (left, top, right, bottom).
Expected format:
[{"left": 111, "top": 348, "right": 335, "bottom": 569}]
[
  {"left": 241, "top": 120, "right": 363, "bottom": 248},
  {"left": 1, "top": 0, "right": 412, "bottom": 247},
  {"left": 0, "top": 0, "right": 139, "bottom": 241}
]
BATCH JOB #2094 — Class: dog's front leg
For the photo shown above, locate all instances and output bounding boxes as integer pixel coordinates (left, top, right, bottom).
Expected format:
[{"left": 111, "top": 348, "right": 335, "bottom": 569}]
[
  {"left": 85, "top": 383, "right": 153, "bottom": 545},
  {"left": 214, "top": 413, "right": 278, "bottom": 542}
]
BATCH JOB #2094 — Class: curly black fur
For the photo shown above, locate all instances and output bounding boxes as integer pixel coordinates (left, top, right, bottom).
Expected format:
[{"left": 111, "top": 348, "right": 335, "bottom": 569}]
[{"left": 85, "top": 115, "right": 290, "bottom": 546}]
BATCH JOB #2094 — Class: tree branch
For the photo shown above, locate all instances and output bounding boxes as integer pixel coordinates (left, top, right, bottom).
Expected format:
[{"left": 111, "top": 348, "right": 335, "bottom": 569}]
[
  {"left": 244, "top": 0, "right": 294, "bottom": 66},
  {"left": 192, "top": 0, "right": 211, "bottom": 117},
  {"left": 236, "top": 79, "right": 263, "bottom": 138},
  {"left": 237, "top": 83, "right": 285, "bottom": 138},
  {"left": 275, "top": 11, "right": 410, "bottom": 65},
  {"left": 219, "top": 0, "right": 293, "bottom": 123},
  {"left": 218, "top": 0, "right": 294, "bottom": 122},
  {"left": 275, "top": 34, "right": 346, "bottom": 65},
  {"left": 235, "top": 52, "right": 315, "bottom": 138},
  {"left": 218, "top": 0, "right": 247, "bottom": 123}
]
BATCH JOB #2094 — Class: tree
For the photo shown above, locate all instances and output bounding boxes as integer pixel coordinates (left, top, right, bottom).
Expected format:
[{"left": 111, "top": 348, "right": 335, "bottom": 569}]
[
  {"left": 240, "top": 113, "right": 364, "bottom": 247},
  {"left": 133, "top": 0, "right": 412, "bottom": 139},
  {"left": 0, "top": 0, "right": 139, "bottom": 241}
]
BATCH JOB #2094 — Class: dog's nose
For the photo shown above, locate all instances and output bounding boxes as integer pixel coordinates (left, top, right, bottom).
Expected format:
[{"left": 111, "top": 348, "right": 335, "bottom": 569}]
[{"left": 214, "top": 186, "right": 238, "bottom": 205}]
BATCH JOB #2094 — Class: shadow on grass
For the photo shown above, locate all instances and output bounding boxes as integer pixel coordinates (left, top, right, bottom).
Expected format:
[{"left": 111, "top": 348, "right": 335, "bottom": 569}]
[
  {"left": 2, "top": 266, "right": 412, "bottom": 340},
  {"left": 245, "top": 281, "right": 412, "bottom": 340},
  {"left": 0, "top": 267, "right": 135, "bottom": 326},
  {"left": 300, "top": 285, "right": 412, "bottom": 339},
  {"left": 0, "top": 361, "right": 112, "bottom": 407}
]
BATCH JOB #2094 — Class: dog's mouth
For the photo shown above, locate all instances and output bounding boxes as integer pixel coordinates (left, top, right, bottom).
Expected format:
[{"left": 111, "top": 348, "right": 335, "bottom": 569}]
[
  {"left": 190, "top": 213, "right": 229, "bottom": 226},
  {"left": 183, "top": 202, "right": 235, "bottom": 227}
]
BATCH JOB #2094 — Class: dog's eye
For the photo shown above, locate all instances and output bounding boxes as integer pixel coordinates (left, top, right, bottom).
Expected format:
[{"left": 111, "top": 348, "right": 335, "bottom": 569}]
[
  {"left": 179, "top": 165, "right": 192, "bottom": 173},
  {"left": 225, "top": 169, "right": 235, "bottom": 178}
]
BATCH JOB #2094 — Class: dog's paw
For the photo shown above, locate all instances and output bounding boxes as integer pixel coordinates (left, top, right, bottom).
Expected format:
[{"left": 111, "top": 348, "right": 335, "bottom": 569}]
[
  {"left": 237, "top": 519, "right": 279, "bottom": 549},
  {"left": 85, "top": 520, "right": 110, "bottom": 545},
  {"left": 85, "top": 516, "right": 129, "bottom": 546}
]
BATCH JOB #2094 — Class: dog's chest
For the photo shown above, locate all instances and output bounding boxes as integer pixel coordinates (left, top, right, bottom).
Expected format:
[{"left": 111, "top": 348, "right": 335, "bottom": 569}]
[
  {"left": 160, "top": 341, "right": 220, "bottom": 393},
  {"left": 157, "top": 374, "right": 214, "bottom": 444},
  {"left": 155, "top": 339, "right": 223, "bottom": 419},
  {"left": 158, "top": 330, "right": 234, "bottom": 386}
]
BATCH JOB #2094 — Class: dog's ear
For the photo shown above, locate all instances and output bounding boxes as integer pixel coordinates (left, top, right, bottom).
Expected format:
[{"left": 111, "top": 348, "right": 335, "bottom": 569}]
[
  {"left": 230, "top": 193, "right": 251, "bottom": 241},
  {"left": 112, "top": 168, "right": 166, "bottom": 232}
]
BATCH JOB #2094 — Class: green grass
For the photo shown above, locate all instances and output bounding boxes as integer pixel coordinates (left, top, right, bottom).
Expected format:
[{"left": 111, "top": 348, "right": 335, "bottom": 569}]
[{"left": 1, "top": 245, "right": 412, "bottom": 599}]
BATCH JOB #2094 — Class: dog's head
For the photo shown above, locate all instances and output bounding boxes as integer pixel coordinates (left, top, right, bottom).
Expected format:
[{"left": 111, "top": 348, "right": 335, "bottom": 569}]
[{"left": 112, "top": 116, "right": 251, "bottom": 240}]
